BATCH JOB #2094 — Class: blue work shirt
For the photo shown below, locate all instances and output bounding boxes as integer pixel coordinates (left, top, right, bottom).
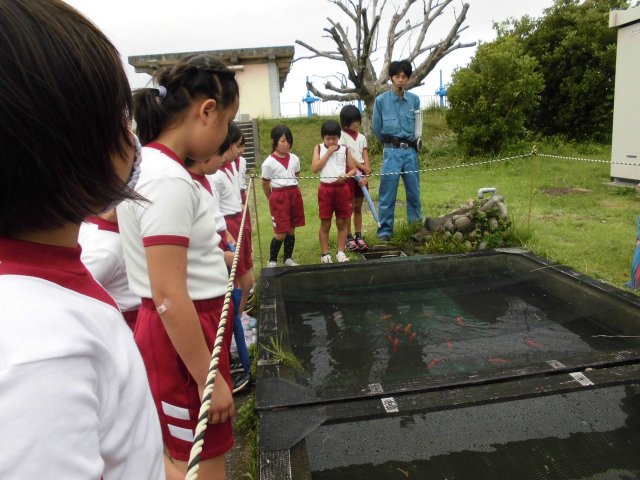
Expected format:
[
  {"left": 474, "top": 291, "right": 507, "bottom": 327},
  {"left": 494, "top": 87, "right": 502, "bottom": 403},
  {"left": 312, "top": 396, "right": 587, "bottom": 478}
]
[{"left": 371, "top": 89, "right": 420, "bottom": 142}]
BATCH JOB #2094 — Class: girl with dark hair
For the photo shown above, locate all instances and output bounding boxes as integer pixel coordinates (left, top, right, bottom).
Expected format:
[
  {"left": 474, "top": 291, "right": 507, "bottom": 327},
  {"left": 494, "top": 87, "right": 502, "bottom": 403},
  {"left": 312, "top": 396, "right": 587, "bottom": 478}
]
[
  {"left": 260, "top": 125, "right": 306, "bottom": 267},
  {"left": 0, "top": 0, "right": 163, "bottom": 478},
  {"left": 117, "top": 53, "right": 239, "bottom": 479}
]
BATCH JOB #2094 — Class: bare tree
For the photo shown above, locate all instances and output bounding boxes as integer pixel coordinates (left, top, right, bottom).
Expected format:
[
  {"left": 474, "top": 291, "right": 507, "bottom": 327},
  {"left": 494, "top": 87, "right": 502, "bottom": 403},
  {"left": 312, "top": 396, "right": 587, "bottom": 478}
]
[{"left": 296, "top": 0, "right": 474, "bottom": 133}]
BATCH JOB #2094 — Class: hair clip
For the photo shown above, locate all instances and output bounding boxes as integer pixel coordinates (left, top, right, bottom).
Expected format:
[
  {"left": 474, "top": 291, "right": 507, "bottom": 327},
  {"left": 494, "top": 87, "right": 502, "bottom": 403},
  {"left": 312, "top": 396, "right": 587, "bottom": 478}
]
[{"left": 156, "top": 85, "right": 167, "bottom": 98}]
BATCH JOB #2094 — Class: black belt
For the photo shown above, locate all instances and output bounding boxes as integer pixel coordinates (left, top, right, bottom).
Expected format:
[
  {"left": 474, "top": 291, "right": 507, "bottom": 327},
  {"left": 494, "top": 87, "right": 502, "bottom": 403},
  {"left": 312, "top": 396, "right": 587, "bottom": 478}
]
[{"left": 382, "top": 135, "right": 417, "bottom": 150}]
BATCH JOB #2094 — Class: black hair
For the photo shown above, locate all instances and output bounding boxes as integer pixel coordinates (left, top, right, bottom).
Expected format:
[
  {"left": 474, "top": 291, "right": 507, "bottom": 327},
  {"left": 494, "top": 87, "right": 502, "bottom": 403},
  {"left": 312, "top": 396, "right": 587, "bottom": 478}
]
[
  {"left": 217, "top": 122, "right": 243, "bottom": 155},
  {"left": 339, "top": 105, "right": 362, "bottom": 129},
  {"left": 321, "top": 119, "right": 341, "bottom": 137},
  {"left": 0, "top": 0, "right": 137, "bottom": 236},
  {"left": 270, "top": 125, "right": 293, "bottom": 152},
  {"left": 133, "top": 55, "right": 239, "bottom": 145},
  {"left": 389, "top": 59, "right": 413, "bottom": 78}
]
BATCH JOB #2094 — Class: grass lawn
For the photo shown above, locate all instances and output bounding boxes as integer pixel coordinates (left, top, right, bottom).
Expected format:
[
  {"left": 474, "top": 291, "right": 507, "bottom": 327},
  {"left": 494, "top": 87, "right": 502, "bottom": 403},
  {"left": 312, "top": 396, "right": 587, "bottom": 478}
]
[{"left": 245, "top": 111, "right": 639, "bottom": 292}]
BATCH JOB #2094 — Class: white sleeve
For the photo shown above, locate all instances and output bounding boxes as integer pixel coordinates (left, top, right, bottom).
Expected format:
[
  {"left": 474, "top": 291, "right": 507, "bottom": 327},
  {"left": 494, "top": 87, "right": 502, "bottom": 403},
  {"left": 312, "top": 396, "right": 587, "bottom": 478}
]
[
  {"left": 261, "top": 158, "right": 273, "bottom": 179},
  {"left": 139, "top": 177, "right": 195, "bottom": 246},
  {"left": 81, "top": 247, "right": 120, "bottom": 288}
]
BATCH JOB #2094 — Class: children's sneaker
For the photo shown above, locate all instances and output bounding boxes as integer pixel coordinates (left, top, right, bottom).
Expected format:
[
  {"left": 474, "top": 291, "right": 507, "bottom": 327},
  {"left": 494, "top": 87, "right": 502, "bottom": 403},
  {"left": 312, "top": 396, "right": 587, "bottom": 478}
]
[
  {"left": 321, "top": 253, "right": 332, "bottom": 264},
  {"left": 266, "top": 261, "right": 278, "bottom": 268},
  {"left": 283, "top": 258, "right": 299, "bottom": 267},
  {"left": 230, "top": 360, "right": 245, "bottom": 374},
  {"left": 232, "top": 371, "right": 251, "bottom": 394},
  {"left": 336, "top": 251, "right": 349, "bottom": 263},
  {"left": 355, "top": 235, "right": 369, "bottom": 252},
  {"left": 345, "top": 235, "right": 359, "bottom": 252}
]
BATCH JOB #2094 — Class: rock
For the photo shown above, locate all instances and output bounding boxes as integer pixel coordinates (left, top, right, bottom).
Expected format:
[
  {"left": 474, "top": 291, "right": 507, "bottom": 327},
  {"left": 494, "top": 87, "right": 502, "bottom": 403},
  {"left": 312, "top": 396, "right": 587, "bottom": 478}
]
[
  {"left": 478, "top": 241, "right": 488, "bottom": 250},
  {"left": 488, "top": 218, "right": 499, "bottom": 231},
  {"left": 453, "top": 216, "right": 472, "bottom": 233},
  {"left": 452, "top": 231, "right": 464, "bottom": 243},
  {"left": 444, "top": 220, "right": 454, "bottom": 233},
  {"left": 480, "top": 198, "right": 498, "bottom": 212},
  {"left": 464, "top": 240, "right": 473, "bottom": 251},
  {"left": 497, "top": 202, "right": 508, "bottom": 219},
  {"left": 468, "top": 229, "right": 478, "bottom": 241}
]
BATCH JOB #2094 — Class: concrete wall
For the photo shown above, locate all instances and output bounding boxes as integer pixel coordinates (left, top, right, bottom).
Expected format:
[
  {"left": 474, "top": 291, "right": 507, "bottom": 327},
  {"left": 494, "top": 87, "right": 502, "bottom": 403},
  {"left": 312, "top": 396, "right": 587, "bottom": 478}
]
[{"left": 236, "top": 63, "right": 272, "bottom": 119}]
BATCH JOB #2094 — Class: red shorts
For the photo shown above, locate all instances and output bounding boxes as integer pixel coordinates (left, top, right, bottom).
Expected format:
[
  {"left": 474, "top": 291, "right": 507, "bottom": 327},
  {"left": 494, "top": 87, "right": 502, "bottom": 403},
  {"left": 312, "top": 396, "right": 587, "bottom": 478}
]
[
  {"left": 269, "top": 186, "right": 306, "bottom": 234},
  {"left": 318, "top": 182, "right": 352, "bottom": 220},
  {"left": 224, "top": 212, "right": 253, "bottom": 278},
  {"left": 135, "top": 297, "right": 234, "bottom": 461},
  {"left": 122, "top": 309, "right": 138, "bottom": 331}
]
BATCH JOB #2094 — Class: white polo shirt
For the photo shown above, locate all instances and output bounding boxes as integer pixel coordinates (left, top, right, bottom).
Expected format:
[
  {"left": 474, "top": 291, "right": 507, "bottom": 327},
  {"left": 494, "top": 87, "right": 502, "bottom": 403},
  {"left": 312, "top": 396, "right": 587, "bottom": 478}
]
[
  {"left": 236, "top": 156, "right": 247, "bottom": 191},
  {"left": 79, "top": 217, "right": 140, "bottom": 312},
  {"left": 0, "top": 236, "right": 163, "bottom": 480},
  {"left": 260, "top": 153, "right": 301, "bottom": 188},
  {"left": 209, "top": 162, "right": 242, "bottom": 217},
  {"left": 339, "top": 130, "right": 368, "bottom": 165},
  {"left": 117, "top": 143, "right": 228, "bottom": 300},
  {"left": 317, "top": 144, "right": 348, "bottom": 183}
]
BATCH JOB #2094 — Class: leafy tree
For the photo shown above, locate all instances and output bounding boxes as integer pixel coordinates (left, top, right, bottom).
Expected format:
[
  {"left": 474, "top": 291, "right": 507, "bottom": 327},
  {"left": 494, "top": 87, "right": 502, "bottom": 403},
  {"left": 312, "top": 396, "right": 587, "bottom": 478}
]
[
  {"left": 496, "top": 0, "right": 629, "bottom": 141},
  {"left": 446, "top": 37, "right": 543, "bottom": 155},
  {"left": 296, "top": 0, "right": 475, "bottom": 134}
]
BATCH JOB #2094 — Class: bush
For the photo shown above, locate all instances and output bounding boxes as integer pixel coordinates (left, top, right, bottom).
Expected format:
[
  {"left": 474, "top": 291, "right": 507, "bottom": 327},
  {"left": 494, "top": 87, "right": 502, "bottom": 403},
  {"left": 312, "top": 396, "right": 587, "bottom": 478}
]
[{"left": 446, "top": 37, "right": 543, "bottom": 156}]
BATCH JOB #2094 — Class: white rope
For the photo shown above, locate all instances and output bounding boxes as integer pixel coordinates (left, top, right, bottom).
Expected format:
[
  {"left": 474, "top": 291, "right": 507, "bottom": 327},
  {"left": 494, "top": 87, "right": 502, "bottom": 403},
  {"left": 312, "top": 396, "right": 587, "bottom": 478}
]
[
  {"left": 185, "top": 177, "right": 254, "bottom": 480},
  {"left": 536, "top": 153, "right": 639, "bottom": 167}
]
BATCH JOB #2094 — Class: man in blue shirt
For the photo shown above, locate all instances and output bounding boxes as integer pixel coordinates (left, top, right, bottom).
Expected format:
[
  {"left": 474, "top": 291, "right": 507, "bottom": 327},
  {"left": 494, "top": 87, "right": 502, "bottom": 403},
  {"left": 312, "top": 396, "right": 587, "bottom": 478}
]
[{"left": 371, "top": 60, "right": 422, "bottom": 241}]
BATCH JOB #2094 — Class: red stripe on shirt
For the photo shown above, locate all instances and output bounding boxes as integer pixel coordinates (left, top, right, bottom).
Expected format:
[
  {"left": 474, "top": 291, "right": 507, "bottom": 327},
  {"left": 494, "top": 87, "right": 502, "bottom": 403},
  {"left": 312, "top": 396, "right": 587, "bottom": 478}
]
[
  {"left": 0, "top": 236, "right": 118, "bottom": 310},
  {"left": 188, "top": 171, "right": 213, "bottom": 195},
  {"left": 85, "top": 216, "right": 119, "bottom": 233},
  {"left": 146, "top": 142, "right": 187, "bottom": 170},
  {"left": 143, "top": 235, "right": 190, "bottom": 247}
]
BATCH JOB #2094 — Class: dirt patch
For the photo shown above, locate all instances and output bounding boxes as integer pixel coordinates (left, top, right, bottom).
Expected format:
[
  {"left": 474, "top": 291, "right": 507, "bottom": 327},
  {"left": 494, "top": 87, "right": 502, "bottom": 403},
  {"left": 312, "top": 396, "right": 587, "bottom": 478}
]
[{"left": 540, "top": 187, "right": 592, "bottom": 196}]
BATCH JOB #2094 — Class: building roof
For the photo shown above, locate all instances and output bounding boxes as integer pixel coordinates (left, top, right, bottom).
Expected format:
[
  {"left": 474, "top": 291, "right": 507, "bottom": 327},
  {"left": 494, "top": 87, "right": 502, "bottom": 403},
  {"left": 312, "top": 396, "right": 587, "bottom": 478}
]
[{"left": 128, "top": 45, "right": 295, "bottom": 90}]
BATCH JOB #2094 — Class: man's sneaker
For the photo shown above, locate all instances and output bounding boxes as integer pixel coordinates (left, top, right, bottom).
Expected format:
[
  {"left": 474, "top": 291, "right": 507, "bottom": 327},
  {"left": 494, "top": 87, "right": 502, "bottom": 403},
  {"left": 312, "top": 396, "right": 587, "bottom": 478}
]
[
  {"left": 230, "top": 360, "right": 245, "bottom": 374},
  {"left": 321, "top": 253, "right": 332, "bottom": 264},
  {"left": 232, "top": 371, "right": 251, "bottom": 394},
  {"left": 355, "top": 235, "right": 369, "bottom": 252},
  {"left": 283, "top": 258, "right": 299, "bottom": 267},
  {"left": 336, "top": 251, "right": 349, "bottom": 263},
  {"left": 266, "top": 260, "right": 277, "bottom": 268},
  {"left": 345, "top": 235, "right": 359, "bottom": 252}
]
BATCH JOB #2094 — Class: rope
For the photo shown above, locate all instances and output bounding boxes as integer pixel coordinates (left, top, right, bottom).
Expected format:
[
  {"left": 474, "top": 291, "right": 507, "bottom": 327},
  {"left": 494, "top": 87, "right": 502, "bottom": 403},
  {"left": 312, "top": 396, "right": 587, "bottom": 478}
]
[{"left": 185, "top": 177, "right": 254, "bottom": 480}]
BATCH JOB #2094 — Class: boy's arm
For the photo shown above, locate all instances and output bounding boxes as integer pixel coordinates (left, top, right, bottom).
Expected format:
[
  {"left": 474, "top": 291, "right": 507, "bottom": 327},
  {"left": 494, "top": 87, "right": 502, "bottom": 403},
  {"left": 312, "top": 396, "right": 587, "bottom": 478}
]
[
  {"left": 345, "top": 148, "right": 358, "bottom": 178},
  {"left": 361, "top": 147, "right": 371, "bottom": 175},
  {"left": 261, "top": 178, "right": 271, "bottom": 199}
]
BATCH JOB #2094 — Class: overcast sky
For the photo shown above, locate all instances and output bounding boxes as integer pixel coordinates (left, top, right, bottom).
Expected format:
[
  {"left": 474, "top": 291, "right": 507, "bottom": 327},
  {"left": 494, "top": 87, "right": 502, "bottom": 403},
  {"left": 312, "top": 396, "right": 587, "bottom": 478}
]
[{"left": 63, "top": 0, "right": 555, "bottom": 107}]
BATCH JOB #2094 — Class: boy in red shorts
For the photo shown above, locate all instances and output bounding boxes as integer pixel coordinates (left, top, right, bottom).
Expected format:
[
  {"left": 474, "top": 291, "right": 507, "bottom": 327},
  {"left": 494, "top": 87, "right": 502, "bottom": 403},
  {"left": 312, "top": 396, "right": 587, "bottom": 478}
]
[{"left": 311, "top": 119, "right": 359, "bottom": 263}]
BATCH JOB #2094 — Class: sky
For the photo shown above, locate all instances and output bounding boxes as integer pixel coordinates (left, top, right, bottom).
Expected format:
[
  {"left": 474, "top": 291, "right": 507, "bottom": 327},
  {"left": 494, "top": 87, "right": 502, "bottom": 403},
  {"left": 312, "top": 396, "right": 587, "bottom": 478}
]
[{"left": 63, "top": 0, "right": 555, "bottom": 111}]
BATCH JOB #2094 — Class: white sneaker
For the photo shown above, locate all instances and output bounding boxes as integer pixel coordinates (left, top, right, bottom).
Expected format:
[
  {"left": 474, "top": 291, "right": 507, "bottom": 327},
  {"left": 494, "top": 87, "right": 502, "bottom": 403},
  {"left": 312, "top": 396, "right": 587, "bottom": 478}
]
[
  {"left": 336, "top": 251, "right": 349, "bottom": 263},
  {"left": 321, "top": 254, "right": 332, "bottom": 264},
  {"left": 266, "top": 261, "right": 277, "bottom": 268},
  {"left": 283, "top": 258, "right": 298, "bottom": 267}
]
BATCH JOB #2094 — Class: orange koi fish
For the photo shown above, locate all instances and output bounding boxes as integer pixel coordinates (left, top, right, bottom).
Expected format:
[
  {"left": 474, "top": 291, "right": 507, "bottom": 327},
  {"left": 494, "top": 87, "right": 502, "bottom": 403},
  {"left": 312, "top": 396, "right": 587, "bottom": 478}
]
[
  {"left": 404, "top": 323, "right": 412, "bottom": 335},
  {"left": 454, "top": 316, "right": 465, "bottom": 327},
  {"left": 487, "top": 357, "right": 510, "bottom": 365},
  {"left": 392, "top": 337, "right": 399, "bottom": 353},
  {"left": 445, "top": 339, "right": 453, "bottom": 350},
  {"left": 428, "top": 358, "right": 440, "bottom": 369},
  {"left": 525, "top": 338, "right": 542, "bottom": 349},
  {"left": 408, "top": 332, "right": 417, "bottom": 345},
  {"left": 381, "top": 313, "right": 394, "bottom": 321}
]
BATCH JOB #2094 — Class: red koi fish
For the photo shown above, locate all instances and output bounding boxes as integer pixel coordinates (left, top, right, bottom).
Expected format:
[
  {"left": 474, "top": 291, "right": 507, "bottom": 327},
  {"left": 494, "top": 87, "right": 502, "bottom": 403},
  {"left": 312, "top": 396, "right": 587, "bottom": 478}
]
[
  {"left": 392, "top": 337, "right": 399, "bottom": 353},
  {"left": 525, "top": 338, "right": 542, "bottom": 349},
  {"left": 408, "top": 332, "right": 417, "bottom": 345},
  {"left": 454, "top": 316, "right": 465, "bottom": 327},
  {"left": 487, "top": 357, "right": 510, "bottom": 365},
  {"left": 428, "top": 358, "right": 440, "bottom": 369},
  {"left": 445, "top": 339, "right": 453, "bottom": 350},
  {"left": 404, "top": 323, "right": 412, "bottom": 335}
]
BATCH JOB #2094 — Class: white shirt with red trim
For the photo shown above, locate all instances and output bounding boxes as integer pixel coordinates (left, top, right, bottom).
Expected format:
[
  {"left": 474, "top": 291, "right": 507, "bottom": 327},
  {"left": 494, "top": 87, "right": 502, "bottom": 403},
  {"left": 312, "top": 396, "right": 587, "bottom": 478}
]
[
  {"left": 339, "top": 130, "right": 368, "bottom": 165},
  {"left": 79, "top": 218, "right": 140, "bottom": 312},
  {"left": 117, "top": 144, "right": 228, "bottom": 300},
  {"left": 236, "top": 156, "right": 247, "bottom": 191},
  {"left": 260, "top": 153, "right": 301, "bottom": 188},
  {"left": 0, "top": 237, "right": 163, "bottom": 480},
  {"left": 188, "top": 172, "right": 227, "bottom": 233},
  {"left": 209, "top": 163, "right": 242, "bottom": 217},
  {"left": 317, "top": 144, "right": 348, "bottom": 183}
]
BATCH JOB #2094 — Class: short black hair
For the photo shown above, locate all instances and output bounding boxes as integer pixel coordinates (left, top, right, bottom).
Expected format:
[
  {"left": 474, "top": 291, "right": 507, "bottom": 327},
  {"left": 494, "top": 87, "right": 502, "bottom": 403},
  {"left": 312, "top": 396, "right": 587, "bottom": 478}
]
[
  {"left": 0, "top": 0, "right": 137, "bottom": 236},
  {"left": 389, "top": 60, "right": 413, "bottom": 78},
  {"left": 270, "top": 125, "right": 293, "bottom": 152},
  {"left": 218, "top": 122, "right": 243, "bottom": 155},
  {"left": 339, "top": 105, "right": 362, "bottom": 129},
  {"left": 321, "top": 119, "right": 341, "bottom": 137}
]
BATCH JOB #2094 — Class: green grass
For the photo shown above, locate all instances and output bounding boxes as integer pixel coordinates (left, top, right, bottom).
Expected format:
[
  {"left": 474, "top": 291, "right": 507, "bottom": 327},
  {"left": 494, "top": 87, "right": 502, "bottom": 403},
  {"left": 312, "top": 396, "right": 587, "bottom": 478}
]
[{"left": 246, "top": 110, "right": 639, "bottom": 291}]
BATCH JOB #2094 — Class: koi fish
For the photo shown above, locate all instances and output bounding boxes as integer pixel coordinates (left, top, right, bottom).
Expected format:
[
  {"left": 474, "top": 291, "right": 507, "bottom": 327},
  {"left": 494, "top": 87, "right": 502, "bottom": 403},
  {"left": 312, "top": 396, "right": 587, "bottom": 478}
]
[
  {"left": 427, "top": 358, "right": 440, "bottom": 369},
  {"left": 408, "top": 332, "right": 417, "bottom": 345},
  {"left": 454, "top": 316, "right": 465, "bottom": 327},
  {"left": 381, "top": 313, "right": 394, "bottom": 321},
  {"left": 394, "top": 324, "right": 403, "bottom": 333},
  {"left": 445, "top": 339, "right": 453, "bottom": 350},
  {"left": 487, "top": 357, "right": 510, "bottom": 365},
  {"left": 525, "top": 338, "right": 542, "bottom": 349},
  {"left": 404, "top": 323, "right": 412, "bottom": 335},
  {"left": 392, "top": 337, "right": 399, "bottom": 353}
]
